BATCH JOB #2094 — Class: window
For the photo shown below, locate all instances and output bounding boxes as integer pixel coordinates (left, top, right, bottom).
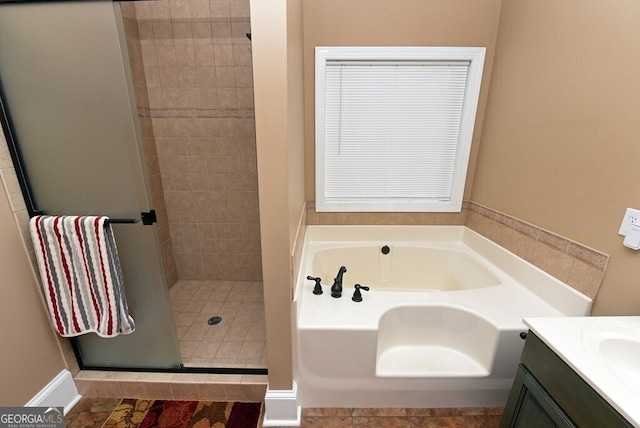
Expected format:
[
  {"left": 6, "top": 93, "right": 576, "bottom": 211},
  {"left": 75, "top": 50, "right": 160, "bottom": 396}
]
[{"left": 315, "top": 46, "right": 486, "bottom": 212}]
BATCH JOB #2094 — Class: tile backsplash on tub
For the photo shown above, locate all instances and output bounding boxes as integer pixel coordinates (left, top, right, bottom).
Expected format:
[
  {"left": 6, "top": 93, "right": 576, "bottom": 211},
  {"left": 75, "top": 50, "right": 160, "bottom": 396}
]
[
  {"left": 466, "top": 202, "right": 607, "bottom": 299},
  {"left": 306, "top": 200, "right": 608, "bottom": 300}
]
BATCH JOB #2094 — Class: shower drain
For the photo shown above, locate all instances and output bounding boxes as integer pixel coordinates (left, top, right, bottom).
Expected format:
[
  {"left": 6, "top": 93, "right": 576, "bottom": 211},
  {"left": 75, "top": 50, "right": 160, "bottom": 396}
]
[{"left": 207, "top": 316, "right": 222, "bottom": 325}]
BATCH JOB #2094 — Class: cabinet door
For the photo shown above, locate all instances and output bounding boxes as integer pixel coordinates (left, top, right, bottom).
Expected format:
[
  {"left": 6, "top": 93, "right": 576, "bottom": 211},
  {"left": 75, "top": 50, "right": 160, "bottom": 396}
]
[
  {"left": 521, "top": 333, "right": 633, "bottom": 428},
  {"left": 502, "top": 365, "right": 576, "bottom": 428}
]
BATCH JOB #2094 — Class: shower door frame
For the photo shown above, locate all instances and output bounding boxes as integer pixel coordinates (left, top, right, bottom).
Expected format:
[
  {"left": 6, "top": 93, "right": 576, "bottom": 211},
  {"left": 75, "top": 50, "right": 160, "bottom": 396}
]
[{"left": 0, "top": 0, "right": 267, "bottom": 376}]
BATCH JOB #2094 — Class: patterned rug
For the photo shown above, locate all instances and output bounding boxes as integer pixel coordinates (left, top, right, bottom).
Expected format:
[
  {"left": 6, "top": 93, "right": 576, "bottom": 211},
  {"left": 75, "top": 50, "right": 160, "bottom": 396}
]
[{"left": 102, "top": 399, "right": 262, "bottom": 428}]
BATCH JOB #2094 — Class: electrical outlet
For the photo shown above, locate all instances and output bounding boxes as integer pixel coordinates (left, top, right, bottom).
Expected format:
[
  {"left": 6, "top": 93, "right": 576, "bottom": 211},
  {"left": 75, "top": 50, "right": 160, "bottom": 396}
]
[{"left": 618, "top": 208, "right": 640, "bottom": 235}]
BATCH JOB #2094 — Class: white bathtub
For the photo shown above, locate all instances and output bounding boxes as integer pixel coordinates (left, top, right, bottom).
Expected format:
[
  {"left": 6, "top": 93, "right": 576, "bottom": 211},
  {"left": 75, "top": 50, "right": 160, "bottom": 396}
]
[{"left": 293, "top": 225, "right": 592, "bottom": 408}]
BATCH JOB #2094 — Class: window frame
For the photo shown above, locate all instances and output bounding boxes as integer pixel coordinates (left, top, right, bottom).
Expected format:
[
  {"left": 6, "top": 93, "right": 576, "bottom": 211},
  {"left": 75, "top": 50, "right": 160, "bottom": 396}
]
[{"left": 315, "top": 46, "right": 486, "bottom": 212}]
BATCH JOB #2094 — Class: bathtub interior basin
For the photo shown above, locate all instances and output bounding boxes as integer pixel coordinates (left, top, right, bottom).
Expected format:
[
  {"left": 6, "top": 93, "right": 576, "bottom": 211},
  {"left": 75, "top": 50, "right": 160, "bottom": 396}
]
[
  {"left": 376, "top": 306, "right": 499, "bottom": 377},
  {"left": 312, "top": 245, "right": 500, "bottom": 291}
]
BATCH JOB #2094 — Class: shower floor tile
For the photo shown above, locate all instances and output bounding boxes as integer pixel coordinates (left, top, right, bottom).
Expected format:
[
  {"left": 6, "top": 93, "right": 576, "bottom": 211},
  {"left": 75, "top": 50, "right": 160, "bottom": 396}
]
[{"left": 171, "top": 279, "right": 267, "bottom": 369}]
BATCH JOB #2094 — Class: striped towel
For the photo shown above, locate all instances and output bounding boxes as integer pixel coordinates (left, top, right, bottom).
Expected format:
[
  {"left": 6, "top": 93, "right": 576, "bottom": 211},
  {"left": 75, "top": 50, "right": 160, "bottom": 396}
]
[{"left": 29, "top": 215, "right": 135, "bottom": 338}]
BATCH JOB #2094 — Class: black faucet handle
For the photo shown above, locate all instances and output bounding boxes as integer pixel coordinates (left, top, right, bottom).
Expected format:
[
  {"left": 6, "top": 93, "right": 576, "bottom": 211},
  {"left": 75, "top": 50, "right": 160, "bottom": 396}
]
[
  {"left": 306, "top": 276, "right": 323, "bottom": 295},
  {"left": 352, "top": 284, "right": 370, "bottom": 302}
]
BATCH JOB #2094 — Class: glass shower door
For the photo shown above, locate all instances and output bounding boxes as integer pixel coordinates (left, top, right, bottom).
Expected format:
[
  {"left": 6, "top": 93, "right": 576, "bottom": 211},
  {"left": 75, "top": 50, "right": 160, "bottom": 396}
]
[{"left": 0, "top": 0, "right": 181, "bottom": 369}]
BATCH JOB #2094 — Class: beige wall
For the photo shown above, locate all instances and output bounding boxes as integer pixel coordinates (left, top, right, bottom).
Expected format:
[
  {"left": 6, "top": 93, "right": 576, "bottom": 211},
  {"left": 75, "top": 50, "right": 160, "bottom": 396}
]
[
  {"left": 0, "top": 140, "right": 66, "bottom": 405},
  {"left": 250, "top": 0, "right": 305, "bottom": 390},
  {"left": 472, "top": 0, "right": 640, "bottom": 315},
  {"left": 302, "top": 0, "right": 504, "bottom": 201}
]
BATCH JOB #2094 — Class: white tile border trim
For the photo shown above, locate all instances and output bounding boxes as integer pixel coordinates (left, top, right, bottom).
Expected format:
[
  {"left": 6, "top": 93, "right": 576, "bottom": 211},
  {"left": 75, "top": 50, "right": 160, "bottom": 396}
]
[
  {"left": 25, "top": 369, "right": 81, "bottom": 415},
  {"left": 262, "top": 380, "right": 301, "bottom": 427}
]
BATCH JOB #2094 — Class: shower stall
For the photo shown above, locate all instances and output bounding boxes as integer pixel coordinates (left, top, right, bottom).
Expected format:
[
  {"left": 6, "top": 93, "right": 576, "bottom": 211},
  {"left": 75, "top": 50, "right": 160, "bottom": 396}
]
[{"left": 0, "top": 0, "right": 265, "bottom": 374}]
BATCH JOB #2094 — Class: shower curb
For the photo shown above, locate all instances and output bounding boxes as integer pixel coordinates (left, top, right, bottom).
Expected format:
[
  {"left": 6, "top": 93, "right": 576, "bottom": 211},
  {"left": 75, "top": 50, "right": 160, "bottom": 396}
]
[{"left": 73, "top": 370, "right": 267, "bottom": 402}]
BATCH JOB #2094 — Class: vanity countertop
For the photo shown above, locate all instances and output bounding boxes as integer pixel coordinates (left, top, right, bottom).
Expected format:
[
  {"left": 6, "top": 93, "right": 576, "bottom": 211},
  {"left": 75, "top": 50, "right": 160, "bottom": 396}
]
[{"left": 524, "top": 316, "right": 640, "bottom": 428}]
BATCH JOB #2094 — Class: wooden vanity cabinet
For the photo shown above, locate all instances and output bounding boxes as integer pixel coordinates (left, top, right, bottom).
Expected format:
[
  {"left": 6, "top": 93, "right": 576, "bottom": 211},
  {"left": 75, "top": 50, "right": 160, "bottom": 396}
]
[{"left": 500, "top": 332, "right": 632, "bottom": 428}]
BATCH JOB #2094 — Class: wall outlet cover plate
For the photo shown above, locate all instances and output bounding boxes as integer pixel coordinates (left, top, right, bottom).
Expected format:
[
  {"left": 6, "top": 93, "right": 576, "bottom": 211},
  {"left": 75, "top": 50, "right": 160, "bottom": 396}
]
[{"left": 618, "top": 208, "right": 640, "bottom": 236}]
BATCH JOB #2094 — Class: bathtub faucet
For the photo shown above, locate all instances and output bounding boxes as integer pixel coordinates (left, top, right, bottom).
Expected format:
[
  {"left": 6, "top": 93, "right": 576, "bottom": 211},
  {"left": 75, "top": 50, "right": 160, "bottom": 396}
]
[
  {"left": 352, "top": 284, "right": 370, "bottom": 302},
  {"left": 331, "top": 266, "right": 347, "bottom": 298}
]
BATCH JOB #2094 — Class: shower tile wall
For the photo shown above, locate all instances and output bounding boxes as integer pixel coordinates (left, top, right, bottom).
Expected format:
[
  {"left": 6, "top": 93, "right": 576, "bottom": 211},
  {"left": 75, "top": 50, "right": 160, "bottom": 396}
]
[
  {"left": 124, "top": 0, "right": 262, "bottom": 281},
  {"left": 122, "top": 5, "right": 178, "bottom": 286}
]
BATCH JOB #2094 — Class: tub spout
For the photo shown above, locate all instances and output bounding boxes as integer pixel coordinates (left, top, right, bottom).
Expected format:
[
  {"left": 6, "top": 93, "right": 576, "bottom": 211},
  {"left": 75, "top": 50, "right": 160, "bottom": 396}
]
[{"left": 331, "top": 266, "right": 347, "bottom": 298}]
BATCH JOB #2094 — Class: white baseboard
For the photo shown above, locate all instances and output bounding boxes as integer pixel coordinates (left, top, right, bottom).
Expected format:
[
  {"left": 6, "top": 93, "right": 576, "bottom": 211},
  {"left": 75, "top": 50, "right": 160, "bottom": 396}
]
[
  {"left": 262, "top": 380, "right": 301, "bottom": 427},
  {"left": 25, "top": 369, "right": 81, "bottom": 414}
]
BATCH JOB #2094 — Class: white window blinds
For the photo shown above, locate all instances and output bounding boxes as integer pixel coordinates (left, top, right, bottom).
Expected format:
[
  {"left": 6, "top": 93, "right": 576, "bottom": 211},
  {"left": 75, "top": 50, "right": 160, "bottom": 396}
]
[{"left": 315, "top": 47, "right": 486, "bottom": 212}]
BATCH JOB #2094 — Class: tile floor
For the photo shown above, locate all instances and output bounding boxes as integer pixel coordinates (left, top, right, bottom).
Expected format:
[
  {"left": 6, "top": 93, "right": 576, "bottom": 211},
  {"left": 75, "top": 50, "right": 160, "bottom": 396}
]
[
  {"left": 295, "top": 407, "right": 504, "bottom": 427},
  {"left": 63, "top": 397, "right": 504, "bottom": 427},
  {"left": 169, "top": 280, "right": 267, "bottom": 368}
]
